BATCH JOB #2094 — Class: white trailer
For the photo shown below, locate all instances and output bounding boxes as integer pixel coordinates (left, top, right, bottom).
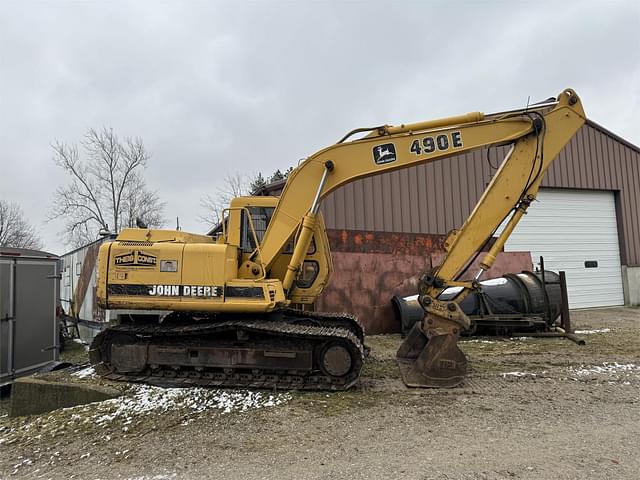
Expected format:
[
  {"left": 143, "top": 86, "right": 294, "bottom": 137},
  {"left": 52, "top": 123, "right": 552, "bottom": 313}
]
[{"left": 60, "top": 238, "right": 113, "bottom": 343}]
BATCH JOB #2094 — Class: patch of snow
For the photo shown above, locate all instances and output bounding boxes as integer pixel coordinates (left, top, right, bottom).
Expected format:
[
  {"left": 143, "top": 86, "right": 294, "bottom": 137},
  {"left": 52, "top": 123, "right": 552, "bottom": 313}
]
[
  {"left": 0, "top": 385, "right": 292, "bottom": 452},
  {"left": 72, "top": 338, "right": 90, "bottom": 351},
  {"left": 92, "top": 385, "right": 292, "bottom": 427},
  {"left": 574, "top": 328, "right": 611, "bottom": 335},
  {"left": 125, "top": 474, "right": 177, "bottom": 480},
  {"left": 500, "top": 371, "right": 538, "bottom": 379},
  {"left": 71, "top": 366, "right": 96, "bottom": 378},
  {"left": 568, "top": 362, "right": 640, "bottom": 377},
  {"left": 462, "top": 339, "right": 496, "bottom": 344}
]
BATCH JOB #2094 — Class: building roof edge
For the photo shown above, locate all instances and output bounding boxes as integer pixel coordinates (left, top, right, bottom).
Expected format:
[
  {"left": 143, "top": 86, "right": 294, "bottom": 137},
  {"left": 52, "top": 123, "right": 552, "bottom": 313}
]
[{"left": 586, "top": 119, "right": 640, "bottom": 155}]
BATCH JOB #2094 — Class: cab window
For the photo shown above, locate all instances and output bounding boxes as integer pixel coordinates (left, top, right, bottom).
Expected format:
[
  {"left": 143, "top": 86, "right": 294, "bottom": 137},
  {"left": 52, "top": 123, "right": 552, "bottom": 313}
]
[
  {"left": 283, "top": 236, "right": 316, "bottom": 255},
  {"left": 240, "top": 207, "right": 275, "bottom": 252}
]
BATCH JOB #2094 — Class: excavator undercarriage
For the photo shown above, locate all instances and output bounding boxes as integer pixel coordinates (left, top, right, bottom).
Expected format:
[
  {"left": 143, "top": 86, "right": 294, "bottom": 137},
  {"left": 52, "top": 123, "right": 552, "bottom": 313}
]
[{"left": 90, "top": 310, "right": 365, "bottom": 390}]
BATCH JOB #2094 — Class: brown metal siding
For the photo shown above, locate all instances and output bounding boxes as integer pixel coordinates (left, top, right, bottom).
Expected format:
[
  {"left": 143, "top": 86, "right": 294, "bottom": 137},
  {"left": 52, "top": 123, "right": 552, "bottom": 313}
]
[{"left": 318, "top": 122, "right": 640, "bottom": 266}]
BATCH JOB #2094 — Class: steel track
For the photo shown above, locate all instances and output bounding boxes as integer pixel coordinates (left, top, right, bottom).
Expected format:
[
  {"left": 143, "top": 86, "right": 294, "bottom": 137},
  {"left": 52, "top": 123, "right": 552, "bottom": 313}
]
[{"left": 90, "top": 310, "right": 365, "bottom": 391}]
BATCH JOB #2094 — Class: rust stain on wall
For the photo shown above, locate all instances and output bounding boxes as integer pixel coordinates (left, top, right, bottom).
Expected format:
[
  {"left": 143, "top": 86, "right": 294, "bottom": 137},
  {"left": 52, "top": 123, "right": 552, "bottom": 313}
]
[{"left": 326, "top": 229, "right": 447, "bottom": 255}]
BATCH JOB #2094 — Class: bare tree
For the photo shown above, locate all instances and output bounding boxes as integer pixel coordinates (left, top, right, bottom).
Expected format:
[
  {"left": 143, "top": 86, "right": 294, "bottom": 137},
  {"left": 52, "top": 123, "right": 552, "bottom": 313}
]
[
  {"left": 0, "top": 200, "right": 43, "bottom": 249},
  {"left": 50, "top": 127, "right": 166, "bottom": 247},
  {"left": 122, "top": 174, "right": 165, "bottom": 229},
  {"left": 199, "top": 172, "right": 250, "bottom": 230}
]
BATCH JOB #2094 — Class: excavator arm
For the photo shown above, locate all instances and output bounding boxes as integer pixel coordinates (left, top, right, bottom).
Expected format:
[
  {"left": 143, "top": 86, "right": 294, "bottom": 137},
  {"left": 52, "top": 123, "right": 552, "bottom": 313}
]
[{"left": 260, "top": 88, "right": 586, "bottom": 387}]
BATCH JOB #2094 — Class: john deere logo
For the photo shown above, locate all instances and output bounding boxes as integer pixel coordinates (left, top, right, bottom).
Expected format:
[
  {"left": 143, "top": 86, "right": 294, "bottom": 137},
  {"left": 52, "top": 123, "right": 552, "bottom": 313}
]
[
  {"left": 373, "top": 143, "right": 397, "bottom": 165},
  {"left": 115, "top": 251, "right": 157, "bottom": 267}
]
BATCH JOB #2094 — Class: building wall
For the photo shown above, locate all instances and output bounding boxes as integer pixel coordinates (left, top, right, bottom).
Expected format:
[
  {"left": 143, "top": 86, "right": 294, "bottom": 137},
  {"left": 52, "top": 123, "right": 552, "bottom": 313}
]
[
  {"left": 315, "top": 230, "right": 532, "bottom": 334},
  {"left": 319, "top": 121, "right": 640, "bottom": 267}
]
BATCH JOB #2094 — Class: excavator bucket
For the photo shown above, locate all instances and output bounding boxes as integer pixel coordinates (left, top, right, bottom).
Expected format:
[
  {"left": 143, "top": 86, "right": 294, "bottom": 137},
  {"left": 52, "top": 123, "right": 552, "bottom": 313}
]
[{"left": 396, "top": 319, "right": 468, "bottom": 388}]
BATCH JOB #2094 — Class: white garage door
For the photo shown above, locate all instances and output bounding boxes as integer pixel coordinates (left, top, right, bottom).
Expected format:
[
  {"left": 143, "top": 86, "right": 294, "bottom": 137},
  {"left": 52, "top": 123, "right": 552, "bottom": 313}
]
[{"left": 503, "top": 189, "right": 624, "bottom": 309}]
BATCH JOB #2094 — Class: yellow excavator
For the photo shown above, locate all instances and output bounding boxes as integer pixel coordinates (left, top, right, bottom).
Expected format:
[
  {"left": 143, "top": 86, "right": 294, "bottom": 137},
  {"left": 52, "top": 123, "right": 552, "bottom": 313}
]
[{"left": 90, "top": 88, "right": 586, "bottom": 389}]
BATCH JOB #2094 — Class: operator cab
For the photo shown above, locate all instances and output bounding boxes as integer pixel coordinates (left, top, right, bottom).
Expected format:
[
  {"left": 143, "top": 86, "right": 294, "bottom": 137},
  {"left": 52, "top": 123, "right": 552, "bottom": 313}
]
[{"left": 224, "top": 196, "right": 331, "bottom": 304}]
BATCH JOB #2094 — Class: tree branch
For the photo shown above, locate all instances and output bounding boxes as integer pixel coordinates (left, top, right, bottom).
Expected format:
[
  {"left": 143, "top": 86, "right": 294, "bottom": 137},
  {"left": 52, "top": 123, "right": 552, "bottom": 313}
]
[{"left": 50, "top": 127, "right": 165, "bottom": 247}]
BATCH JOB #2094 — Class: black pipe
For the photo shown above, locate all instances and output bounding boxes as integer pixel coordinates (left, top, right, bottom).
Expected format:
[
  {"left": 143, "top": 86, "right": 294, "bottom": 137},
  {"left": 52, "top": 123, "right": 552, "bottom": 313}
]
[{"left": 392, "top": 270, "right": 562, "bottom": 336}]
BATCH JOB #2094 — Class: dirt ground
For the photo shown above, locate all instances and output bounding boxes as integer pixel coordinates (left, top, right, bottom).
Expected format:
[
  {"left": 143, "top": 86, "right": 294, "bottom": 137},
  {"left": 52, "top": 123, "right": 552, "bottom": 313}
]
[{"left": 1, "top": 307, "right": 639, "bottom": 480}]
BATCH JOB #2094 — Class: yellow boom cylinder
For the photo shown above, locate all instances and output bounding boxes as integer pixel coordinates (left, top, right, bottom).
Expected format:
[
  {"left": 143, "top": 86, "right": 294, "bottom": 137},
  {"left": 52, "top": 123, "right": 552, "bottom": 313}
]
[{"left": 384, "top": 112, "right": 485, "bottom": 135}]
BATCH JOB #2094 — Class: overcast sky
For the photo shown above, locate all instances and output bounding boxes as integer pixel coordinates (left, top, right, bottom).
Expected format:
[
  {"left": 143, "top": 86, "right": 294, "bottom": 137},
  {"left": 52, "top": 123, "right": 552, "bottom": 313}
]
[{"left": 1, "top": 0, "right": 639, "bottom": 255}]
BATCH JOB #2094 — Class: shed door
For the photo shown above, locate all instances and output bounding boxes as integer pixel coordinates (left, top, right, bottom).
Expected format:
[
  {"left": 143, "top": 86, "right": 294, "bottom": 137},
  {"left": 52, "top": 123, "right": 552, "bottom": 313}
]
[
  {"left": 0, "top": 260, "right": 11, "bottom": 381},
  {"left": 503, "top": 189, "right": 624, "bottom": 309},
  {"left": 14, "top": 261, "right": 58, "bottom": 372}
]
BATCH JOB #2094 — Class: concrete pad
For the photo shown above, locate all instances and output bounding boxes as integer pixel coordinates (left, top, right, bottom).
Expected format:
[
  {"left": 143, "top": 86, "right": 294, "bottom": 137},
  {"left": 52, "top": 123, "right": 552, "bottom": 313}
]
[{"left": 9, "top": 376, "right": 120, "bottom": 417}]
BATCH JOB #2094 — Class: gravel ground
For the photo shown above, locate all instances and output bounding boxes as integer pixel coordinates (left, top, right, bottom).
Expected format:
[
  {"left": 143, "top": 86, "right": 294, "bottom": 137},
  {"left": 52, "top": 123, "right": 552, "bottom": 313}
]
[{"left": 1, "top": 307, "right": 639, "bottom": 480}]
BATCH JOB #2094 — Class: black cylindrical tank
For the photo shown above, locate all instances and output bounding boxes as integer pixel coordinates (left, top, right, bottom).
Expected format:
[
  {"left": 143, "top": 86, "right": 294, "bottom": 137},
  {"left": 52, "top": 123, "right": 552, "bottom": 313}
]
[{"left": 392, "top": 270, "right": 562, "bottom": 336}]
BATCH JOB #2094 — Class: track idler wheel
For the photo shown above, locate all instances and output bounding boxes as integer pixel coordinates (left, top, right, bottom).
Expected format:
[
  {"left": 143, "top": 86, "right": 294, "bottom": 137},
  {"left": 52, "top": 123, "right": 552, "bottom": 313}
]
[
  {"left": 318, "top": 341, "right": 354, "bottom": 378},
  {"left": 396, "top": 307, "right": 469, "bottom": 388}
]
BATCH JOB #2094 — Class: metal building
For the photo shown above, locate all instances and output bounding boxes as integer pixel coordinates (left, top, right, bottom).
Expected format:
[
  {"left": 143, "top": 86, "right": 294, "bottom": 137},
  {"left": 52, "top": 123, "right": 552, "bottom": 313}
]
[
  {"left": 0, "top": 248, "right": 59, "bottom": 385},
  {"left": 263, "top": 120, "right": 640, "bottom": 332}
]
